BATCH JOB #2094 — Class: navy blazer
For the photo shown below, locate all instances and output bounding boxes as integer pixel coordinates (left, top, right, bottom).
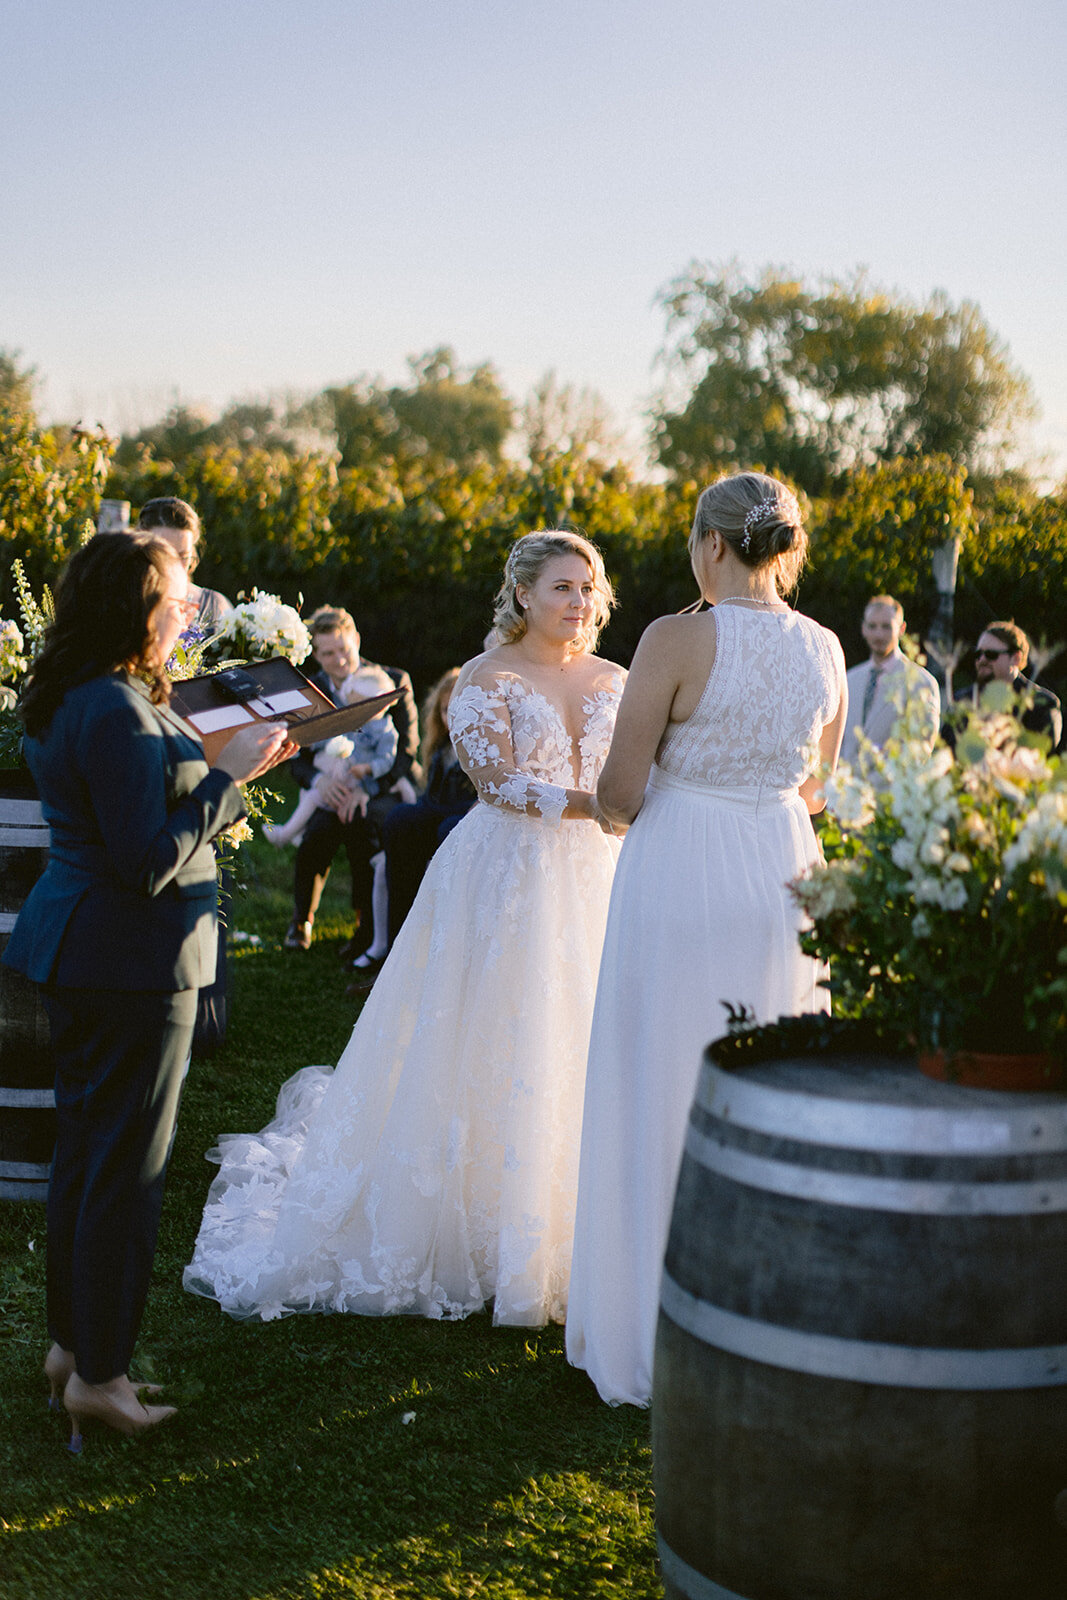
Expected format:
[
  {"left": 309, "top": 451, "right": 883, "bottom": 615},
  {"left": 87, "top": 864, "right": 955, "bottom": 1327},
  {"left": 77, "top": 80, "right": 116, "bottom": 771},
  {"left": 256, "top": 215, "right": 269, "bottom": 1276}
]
[{"left": 3, "top": 672, "right": 246, "bottom": 992}]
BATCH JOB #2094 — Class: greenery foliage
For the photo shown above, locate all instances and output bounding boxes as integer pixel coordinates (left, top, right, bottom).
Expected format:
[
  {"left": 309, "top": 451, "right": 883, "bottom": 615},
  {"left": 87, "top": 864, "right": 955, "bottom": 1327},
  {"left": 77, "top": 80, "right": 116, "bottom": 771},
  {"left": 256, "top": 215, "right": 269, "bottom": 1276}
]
[{"left": 2, "top": 287, "right": 1065, "bottom": 704}]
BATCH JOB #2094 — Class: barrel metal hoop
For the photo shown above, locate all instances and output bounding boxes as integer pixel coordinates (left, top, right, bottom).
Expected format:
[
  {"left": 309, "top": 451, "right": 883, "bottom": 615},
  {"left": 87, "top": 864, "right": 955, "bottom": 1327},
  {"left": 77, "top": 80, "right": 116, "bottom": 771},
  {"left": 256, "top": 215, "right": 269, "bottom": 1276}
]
[
  {"left": 660, "top": 1272, "right": 1067, "bottom": 1390},
  {"left": 702, "top": 1063, "right": 1067, "bottom": 1155},
  {"left": 0, "top": 1088, "right": 55, "bottom": 1108},
  {"left": 0, "top": 827, "right": 50, "bottom": 846},
  {"left": 657, "top": 1534, "right": 751, "bottom": 1600},
  {"left": 0, "top": 1159, "right": 51, "bottom": 1179},
  {"left": 0, "top": 799, "right": 45, "bottom": 822},
  {"left": 0, "top": 1179, "right": 49, "bottom": 1201},
  {"left": 685, "top": 1123, "right": 1067, "bottom": 1216}
]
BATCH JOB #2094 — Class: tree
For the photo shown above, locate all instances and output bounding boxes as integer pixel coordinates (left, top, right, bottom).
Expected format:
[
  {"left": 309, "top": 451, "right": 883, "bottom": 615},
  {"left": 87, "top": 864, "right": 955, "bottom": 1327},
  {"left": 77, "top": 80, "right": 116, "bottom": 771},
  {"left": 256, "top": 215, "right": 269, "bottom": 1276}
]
[
  {"left": 283, "top": 348, "right": 514, "bottom": 472},
  {"left": 517, "top": 372, "right": 627, "bottom": 468},
  {"left": 0, "top": 349, "right": 38, "bottom": 421},
  {"left": 387, "top": 347, "right": 512, "bottom": 465},
  {"left": 0, "top": 410, "right": 114, "bottom": 610},
  {"left": 652, "top": 266, "right": 1035, "bottom": 494},
  {"left": 115, "top": 398, "right": 303, "bottom": 468},
  {"left": 800, "top": 455, "right": 977, "bottom": 656}
]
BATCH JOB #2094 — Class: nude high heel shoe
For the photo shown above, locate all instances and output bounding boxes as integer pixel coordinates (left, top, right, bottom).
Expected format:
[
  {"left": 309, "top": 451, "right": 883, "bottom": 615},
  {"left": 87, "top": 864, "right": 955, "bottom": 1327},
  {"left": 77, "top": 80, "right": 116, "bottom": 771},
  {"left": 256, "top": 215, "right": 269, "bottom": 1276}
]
[
  {"left": 44, "top": 1342, "right": 163, "bottom": 1414},
  {"left": 44, "top": 1344, "right": 75, "bottom": 1412},
  {"left": 63, "top": 1372, "right": 177, "bottom": 1453}
]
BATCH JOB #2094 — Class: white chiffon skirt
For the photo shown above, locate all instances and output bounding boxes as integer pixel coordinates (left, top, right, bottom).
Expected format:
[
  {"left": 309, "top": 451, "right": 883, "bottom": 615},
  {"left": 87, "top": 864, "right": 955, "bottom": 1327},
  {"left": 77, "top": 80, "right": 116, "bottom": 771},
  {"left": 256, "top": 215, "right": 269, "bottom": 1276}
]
[
  {"left": 565, "top": 770, "right": 827, "bottom": 1405},
  {"left": 184, "top": 802, "right": 619, "bottom": 1325}
]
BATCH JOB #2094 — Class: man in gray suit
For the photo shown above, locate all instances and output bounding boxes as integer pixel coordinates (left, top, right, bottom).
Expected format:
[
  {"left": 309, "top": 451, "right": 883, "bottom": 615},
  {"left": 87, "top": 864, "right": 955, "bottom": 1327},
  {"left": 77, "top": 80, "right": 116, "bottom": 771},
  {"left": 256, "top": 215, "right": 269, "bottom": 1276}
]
[{"left": 840, "top": 595, "right": 940, "bottom": 766}]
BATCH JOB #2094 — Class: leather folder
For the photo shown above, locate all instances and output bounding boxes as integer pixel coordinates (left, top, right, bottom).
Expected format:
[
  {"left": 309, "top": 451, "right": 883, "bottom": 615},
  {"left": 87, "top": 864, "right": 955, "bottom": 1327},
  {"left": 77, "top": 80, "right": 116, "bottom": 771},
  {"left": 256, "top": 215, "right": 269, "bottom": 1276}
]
[{"left": 170, "top": 656, "right": 400, "bottom": 764}]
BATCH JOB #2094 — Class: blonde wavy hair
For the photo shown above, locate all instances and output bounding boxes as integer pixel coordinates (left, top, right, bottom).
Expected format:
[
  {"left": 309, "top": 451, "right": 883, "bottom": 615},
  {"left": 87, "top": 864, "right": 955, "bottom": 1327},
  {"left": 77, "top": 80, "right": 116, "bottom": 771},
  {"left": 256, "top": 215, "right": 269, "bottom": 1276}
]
[{"left": 490, "top": 531, "right": 615, "bottom": 654}]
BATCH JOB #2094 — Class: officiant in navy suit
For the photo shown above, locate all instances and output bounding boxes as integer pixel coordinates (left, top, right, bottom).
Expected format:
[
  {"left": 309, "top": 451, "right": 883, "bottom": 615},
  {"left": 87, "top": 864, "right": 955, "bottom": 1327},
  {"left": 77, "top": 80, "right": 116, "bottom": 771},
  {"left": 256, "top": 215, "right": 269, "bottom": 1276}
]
[{"left": 3, "top": 533, "right": 293, "bottom": 1446}]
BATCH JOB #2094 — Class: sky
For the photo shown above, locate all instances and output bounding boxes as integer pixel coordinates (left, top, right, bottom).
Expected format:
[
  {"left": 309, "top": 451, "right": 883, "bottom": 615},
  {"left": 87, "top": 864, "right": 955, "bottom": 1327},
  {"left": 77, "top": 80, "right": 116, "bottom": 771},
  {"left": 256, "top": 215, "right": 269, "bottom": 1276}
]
[{"left": 3, "top": 0, "right": 1065, "bottom": 476}]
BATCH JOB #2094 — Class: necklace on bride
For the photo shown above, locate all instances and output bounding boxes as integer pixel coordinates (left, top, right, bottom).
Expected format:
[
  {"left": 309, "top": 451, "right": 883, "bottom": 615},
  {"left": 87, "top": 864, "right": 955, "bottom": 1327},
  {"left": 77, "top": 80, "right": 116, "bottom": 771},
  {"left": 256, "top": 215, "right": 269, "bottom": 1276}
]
[{"left": 715, "top": 595, "right": 786, "bottom": 609}]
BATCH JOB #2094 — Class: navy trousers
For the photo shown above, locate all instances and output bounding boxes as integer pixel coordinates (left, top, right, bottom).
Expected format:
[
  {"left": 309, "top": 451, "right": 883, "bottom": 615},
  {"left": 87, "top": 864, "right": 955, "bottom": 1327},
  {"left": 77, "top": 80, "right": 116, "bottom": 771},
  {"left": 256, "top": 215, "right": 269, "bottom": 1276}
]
[{"left": 44, "top": 986, "right": 197, "bottom": 1384}]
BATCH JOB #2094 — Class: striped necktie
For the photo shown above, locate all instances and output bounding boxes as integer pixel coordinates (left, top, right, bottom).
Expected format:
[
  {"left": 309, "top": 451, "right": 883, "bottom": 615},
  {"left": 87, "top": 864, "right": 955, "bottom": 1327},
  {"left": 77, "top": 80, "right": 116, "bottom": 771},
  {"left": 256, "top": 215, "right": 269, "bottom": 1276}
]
[{"left": 861, "top": 664, "right": 882, "bottom": 728}]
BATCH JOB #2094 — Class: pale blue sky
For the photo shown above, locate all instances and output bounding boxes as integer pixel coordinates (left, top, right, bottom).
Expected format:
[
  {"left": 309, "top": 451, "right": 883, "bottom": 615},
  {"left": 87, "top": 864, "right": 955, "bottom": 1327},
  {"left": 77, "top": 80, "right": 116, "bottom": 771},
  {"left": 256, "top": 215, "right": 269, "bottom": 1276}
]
[{"left": 3, "top": 0, "right": 1064, "bottom": 473}]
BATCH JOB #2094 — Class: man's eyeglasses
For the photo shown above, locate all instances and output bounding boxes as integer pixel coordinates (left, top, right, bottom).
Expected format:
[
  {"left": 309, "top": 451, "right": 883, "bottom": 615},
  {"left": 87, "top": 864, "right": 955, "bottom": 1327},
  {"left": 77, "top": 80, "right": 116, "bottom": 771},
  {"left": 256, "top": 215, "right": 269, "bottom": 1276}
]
[{"left": 974, "top": 647, "right": 1010, "bottom": 660}]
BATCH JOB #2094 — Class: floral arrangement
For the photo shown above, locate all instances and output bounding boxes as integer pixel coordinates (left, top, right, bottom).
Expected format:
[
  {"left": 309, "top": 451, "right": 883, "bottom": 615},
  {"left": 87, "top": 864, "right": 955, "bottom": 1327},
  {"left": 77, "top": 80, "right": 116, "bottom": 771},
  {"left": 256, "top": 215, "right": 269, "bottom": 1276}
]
[
  {"left": 791, "top": 686, "right": 1067, "bottom": 1059},
  {"left": 210, "top": 590, "right": 311, "bottom": 666},
  {"left": 0, "top": 619, "right": 27, "bottom": 685}
]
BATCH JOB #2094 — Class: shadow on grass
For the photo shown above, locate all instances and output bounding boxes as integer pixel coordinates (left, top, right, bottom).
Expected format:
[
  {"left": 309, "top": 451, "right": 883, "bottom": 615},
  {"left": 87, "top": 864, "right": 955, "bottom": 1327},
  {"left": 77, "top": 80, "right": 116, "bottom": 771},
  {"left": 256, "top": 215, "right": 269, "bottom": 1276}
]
[{"left": 1, "top": 1306, "right": 655, "bottom": 1599}]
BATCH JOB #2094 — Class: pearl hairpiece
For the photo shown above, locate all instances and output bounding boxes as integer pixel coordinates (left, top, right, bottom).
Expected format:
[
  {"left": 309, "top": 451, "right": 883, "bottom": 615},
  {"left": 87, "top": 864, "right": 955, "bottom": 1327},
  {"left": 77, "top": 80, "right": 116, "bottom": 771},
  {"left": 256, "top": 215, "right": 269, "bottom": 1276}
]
[{"left": 740, "top": 493, "right": 799, "bottom": 555}]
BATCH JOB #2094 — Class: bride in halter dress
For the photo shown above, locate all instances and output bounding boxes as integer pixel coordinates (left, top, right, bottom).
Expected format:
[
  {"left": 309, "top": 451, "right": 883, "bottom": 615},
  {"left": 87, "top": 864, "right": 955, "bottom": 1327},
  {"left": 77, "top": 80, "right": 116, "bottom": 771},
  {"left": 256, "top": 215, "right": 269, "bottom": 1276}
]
[
  {"left": 184, "top": 532, "right": 625, "bottom": 1327},
  {"left": 566, "top": 473, "right": 847, "bottom": 1406}
]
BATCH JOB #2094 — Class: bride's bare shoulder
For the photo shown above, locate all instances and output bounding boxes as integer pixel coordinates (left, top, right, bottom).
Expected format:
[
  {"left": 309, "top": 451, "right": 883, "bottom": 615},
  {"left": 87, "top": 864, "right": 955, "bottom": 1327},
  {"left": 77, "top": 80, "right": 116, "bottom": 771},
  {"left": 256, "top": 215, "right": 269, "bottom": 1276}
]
[
  {"left": 580, "top": 652, "right": 627, "bottom": 692},
  {"left": 455, "top": 648, "right": 524, "bottom": 695}
]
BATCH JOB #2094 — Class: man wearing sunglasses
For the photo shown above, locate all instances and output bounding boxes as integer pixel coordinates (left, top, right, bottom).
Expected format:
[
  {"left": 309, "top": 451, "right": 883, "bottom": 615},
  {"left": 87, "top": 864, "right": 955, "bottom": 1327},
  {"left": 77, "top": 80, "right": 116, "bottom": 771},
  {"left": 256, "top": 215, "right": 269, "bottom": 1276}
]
[{"left": 963, "top": 621, "right": 1062, "bottom": 750}]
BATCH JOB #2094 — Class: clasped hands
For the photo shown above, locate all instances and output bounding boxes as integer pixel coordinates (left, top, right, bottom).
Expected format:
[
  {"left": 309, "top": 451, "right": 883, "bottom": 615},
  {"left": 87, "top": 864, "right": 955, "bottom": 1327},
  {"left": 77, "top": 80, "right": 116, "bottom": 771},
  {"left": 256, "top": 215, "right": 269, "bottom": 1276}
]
[{"left": 589, "top": 795, "right": 628, "bottom": 837}]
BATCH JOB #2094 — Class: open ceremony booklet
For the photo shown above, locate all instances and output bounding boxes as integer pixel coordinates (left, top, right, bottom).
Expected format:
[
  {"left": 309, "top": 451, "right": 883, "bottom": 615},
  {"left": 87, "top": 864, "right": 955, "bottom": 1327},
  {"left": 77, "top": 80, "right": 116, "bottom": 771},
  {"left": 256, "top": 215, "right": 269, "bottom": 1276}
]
[{"left": 170, "top": 656, "right": 400, "bottom": 764}]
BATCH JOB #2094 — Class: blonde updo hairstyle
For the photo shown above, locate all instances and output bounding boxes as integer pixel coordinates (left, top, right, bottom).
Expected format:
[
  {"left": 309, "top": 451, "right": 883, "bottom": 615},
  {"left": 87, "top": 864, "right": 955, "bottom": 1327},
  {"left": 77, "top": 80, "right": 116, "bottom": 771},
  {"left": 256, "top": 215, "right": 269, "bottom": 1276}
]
[
  {"left": 491, "top": 531, "right": 615, "bottom": 654},
  {"left": 689, "top": 471, "right": 807, "bottom": 596}
]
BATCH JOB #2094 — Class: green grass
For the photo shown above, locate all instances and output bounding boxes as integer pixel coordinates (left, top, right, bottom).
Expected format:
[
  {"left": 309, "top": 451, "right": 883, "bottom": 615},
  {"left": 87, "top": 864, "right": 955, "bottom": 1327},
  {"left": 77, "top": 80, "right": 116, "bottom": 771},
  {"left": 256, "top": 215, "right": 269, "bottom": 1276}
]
[{"left": 0, "top": 792, "right": 657, "bottom": 1599}]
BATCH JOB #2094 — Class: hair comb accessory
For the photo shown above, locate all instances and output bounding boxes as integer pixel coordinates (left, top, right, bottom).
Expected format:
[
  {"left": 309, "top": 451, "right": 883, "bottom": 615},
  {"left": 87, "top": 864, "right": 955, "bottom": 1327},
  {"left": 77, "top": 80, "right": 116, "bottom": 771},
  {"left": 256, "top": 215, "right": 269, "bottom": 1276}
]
[{"left": 740, "top": 491, "right": 800, "bottom": 554}]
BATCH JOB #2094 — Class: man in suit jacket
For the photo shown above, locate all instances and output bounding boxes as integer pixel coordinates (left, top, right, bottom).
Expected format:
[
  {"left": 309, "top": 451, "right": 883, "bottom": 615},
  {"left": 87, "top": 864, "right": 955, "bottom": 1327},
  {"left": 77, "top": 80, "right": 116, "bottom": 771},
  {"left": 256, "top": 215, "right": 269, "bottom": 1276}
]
[
  {"left": 955, "top": 620, "right": 1063, "bottom": 750},
  {"left": 840, "top": 595, "right": 940, "bottom": 766},
  {"left": 284, "top": 606, "right": 420, "bottom": 951}
]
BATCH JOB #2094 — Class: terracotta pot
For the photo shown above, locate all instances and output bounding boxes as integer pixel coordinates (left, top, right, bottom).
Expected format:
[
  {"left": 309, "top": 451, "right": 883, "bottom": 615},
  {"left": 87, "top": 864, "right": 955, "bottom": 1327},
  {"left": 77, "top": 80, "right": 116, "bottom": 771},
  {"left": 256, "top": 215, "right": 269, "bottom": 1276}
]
[{"left": 918, "top": 1048, "right": 1067, "bottom": 1091}]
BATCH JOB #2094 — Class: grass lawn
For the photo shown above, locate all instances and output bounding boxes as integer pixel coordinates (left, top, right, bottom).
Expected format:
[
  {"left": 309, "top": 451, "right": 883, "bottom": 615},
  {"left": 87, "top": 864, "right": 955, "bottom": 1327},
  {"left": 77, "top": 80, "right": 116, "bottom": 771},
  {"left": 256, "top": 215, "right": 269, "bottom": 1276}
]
[{"left": 0, "top": 786, "right": 658, "bottom": 1599}]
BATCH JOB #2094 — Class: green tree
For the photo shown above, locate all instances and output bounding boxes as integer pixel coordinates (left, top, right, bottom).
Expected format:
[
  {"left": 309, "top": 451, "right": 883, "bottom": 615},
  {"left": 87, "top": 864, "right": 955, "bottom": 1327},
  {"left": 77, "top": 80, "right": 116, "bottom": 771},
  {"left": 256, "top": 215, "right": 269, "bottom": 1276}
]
[
  {"left": 387, "top": 347, "right": 513, "bottom": 465},
  {"left": 0, "top": 409, "right": 114, "bottom": 610},
  {"left": 115, "top": 398, "right": 302, "bottom": 468},
  {"left": 800, "top": 455, "right": 977, "bottom": 657},
  {"left": 281, "top": 348, "right": 514, "bottom": 473},
  {"left": 0, "top": 349, "right": 38, "bottom": 421},
  {"left": 652, "top": 266, "right": 1035, "bottom": 493}
]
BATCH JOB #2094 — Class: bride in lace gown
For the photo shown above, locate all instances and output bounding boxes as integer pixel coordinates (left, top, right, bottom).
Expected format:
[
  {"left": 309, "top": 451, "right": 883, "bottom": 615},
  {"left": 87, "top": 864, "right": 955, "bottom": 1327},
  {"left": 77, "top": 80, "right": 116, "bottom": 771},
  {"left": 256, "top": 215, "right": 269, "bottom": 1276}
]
[
  {"left": 184, "top": 532, "right": 624, "bottom": 1326},
  {"left": 566, "top": 473, "right": 847, "bottom": 1405}
]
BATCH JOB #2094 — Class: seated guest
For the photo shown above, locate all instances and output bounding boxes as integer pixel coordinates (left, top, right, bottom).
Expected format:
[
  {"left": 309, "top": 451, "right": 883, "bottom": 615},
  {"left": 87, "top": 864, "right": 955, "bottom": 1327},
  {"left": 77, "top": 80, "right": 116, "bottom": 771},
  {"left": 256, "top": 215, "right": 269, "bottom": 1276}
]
[
  {"left": 135, "top": 497, "right": 233, "bottom": 633},
  {"left": 347, "top": 667, "right": 476, "bottom": 991},
  {"left": 955, "top": 620, "right": 1062, "bottom": 749},
  {"left": 284, "top": 607, "right": 419, "bottom": 951},
  {"left": 265, "top": 666, "right": 398, "bottom": 847}
]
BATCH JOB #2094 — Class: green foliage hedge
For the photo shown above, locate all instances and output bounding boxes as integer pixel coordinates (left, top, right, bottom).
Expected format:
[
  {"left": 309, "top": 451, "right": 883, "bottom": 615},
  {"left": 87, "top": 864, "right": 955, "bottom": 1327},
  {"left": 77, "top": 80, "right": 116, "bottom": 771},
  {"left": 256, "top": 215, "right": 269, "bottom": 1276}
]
[{"left": 3, "top": 407, "right": 1066, "bottom": 695}]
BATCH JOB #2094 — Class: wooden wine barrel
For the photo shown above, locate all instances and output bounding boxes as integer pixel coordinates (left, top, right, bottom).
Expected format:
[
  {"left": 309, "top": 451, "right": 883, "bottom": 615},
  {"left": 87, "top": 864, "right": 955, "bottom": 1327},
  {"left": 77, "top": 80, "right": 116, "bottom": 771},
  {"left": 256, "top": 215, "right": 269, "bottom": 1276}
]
[
  {"left": 653, "top": 1051, "right": 1067, "bottom": 1600},
  {"left": 0, "top": 781, "right": 53, "bottom": 1202}
]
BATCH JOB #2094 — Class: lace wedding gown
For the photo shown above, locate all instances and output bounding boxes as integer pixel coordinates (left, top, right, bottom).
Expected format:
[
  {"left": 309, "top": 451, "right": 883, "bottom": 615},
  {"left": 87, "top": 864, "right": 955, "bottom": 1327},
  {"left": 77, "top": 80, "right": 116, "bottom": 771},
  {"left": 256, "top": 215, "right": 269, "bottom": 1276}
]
[
  {"left": 184, "top": 658, "right": 624, "bottom": 1326},
  {"left": 566, "top": 604, "right": 844, "bottom": 1404}
]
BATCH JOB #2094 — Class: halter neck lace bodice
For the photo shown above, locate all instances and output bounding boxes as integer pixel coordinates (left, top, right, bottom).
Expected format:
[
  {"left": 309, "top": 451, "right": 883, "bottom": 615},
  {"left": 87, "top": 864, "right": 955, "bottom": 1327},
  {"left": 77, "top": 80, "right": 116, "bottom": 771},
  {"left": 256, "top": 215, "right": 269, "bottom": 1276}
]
[{"left": 657, "top": 606, "right": 842, "bottom": 792}]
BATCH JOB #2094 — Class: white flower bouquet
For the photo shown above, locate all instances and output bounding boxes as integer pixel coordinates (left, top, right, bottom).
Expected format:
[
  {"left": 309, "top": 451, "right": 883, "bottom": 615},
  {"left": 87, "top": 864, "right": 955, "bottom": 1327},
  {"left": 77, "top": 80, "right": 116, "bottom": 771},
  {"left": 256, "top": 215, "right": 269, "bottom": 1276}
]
[
  {"left": 0, "top": 619, "right": 27, "bottom": 685},
  {"left": 211, "top": 590, "right": 311, "bottom": 666},
  {"left": 791, "top": 685, "right": 1067, "bottom": 1061}
]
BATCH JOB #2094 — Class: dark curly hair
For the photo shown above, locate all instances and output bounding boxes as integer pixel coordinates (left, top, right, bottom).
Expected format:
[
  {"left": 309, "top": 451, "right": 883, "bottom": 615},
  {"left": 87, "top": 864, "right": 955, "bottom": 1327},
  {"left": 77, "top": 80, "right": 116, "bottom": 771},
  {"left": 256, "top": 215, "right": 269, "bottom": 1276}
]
[{"left": 20, "top": 535, "right": 179, "bottom": 737}]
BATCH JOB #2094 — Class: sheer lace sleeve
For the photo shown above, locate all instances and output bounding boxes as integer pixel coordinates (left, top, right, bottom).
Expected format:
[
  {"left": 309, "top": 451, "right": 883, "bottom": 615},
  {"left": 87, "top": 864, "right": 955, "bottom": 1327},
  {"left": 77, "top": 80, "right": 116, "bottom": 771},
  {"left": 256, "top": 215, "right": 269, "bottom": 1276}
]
[{"left": 448, "top": 671, "right": 570, "bottom": 827}]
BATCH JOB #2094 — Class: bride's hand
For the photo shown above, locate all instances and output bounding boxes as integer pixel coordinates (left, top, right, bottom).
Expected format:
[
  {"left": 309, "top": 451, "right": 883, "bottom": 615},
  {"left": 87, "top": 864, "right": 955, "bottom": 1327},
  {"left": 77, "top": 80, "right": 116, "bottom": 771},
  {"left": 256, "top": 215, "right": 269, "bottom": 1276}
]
[{"left": 590, "top": 796, "right": 627, "bottom": 837}]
